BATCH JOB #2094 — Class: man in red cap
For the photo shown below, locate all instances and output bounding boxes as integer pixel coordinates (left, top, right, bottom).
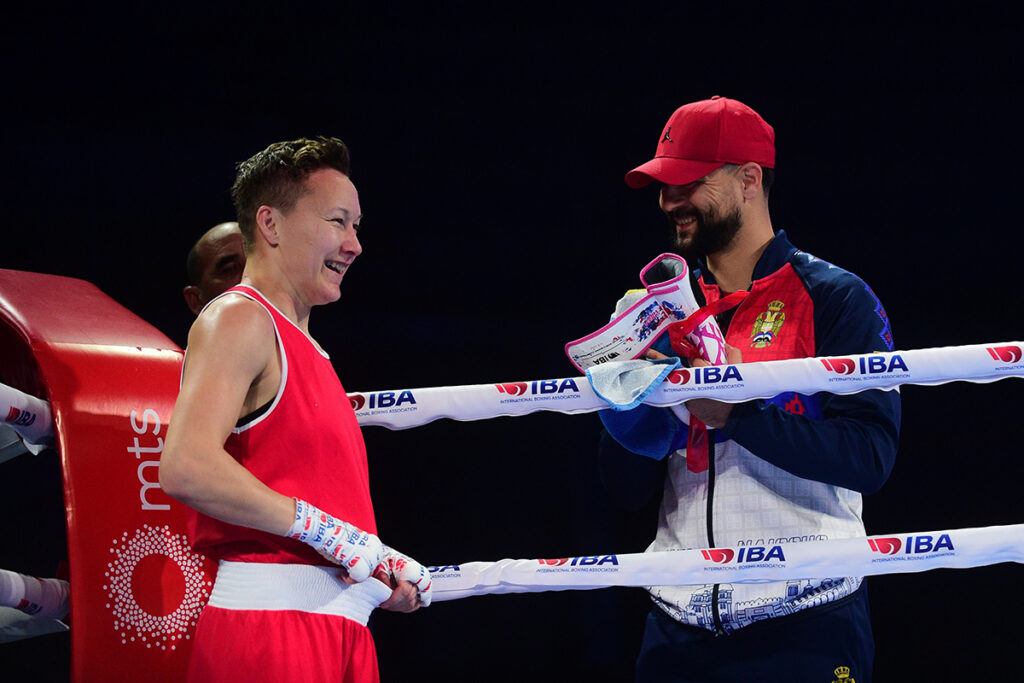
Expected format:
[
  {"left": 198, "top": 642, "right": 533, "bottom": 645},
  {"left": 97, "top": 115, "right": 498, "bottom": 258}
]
[{"left": 600, "top": 96, "right": 900, "bottom": 682}]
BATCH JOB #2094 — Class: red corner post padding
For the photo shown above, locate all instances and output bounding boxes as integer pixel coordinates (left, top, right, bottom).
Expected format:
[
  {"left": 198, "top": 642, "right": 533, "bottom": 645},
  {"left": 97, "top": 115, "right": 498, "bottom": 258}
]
[{"left": 0, "top": 269, "right": 216, "bottom": 682}]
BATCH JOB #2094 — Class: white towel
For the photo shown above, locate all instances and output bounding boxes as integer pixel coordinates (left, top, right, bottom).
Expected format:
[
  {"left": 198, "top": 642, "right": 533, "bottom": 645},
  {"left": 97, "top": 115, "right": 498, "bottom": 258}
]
[{"left": 585, "top": 357, "right": 681, "bottom": 410}]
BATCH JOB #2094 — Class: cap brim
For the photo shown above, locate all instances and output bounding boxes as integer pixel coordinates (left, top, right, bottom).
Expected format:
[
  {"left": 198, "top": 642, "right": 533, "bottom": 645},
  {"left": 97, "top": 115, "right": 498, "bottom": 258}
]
[{"left": 624, "top": 158, "right": 727, "bottom": 189}]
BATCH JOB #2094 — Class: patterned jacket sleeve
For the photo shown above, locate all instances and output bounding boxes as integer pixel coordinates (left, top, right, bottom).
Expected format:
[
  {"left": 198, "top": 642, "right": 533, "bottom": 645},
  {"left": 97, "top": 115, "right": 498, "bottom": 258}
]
[{"left": 724, "top": 268, "right": 900, "bottom": 494}]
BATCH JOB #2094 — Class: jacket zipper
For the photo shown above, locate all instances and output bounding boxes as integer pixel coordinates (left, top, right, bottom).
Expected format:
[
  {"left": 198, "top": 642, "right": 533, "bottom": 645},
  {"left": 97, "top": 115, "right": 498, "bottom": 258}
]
[
  {"left": 706, "top": 436, "right": 725, "bottom": 635},
  {"left": 707, "top": 304, "right": 738, "bottom": 637}
]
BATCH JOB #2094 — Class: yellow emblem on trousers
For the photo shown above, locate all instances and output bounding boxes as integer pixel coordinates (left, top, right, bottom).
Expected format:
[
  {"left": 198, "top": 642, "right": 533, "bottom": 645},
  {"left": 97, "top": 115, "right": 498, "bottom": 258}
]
[
  {"left": 831, "top": 665, "right": 854, "bottom": 682},
  {"left": 750, "top": 299, "right": 785, "bottom": 348}
]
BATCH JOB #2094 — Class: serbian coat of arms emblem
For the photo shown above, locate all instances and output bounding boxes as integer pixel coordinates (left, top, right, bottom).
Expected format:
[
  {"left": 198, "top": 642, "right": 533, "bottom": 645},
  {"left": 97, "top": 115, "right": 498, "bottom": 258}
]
[{"left": 750, "top": 299, "right": 786, "bottom": 348}]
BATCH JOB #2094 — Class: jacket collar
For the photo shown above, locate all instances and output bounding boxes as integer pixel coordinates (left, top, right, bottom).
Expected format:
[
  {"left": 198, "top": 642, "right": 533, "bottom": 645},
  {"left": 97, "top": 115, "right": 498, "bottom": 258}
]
[{"left": 696, "top": 230, "right": 797, "bottom": 288}]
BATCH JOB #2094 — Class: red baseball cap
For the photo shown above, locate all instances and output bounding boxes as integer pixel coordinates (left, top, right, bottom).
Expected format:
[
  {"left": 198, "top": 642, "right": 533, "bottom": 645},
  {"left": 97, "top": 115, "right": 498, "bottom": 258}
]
[{"left": 625, "top": 96, "right": 775, "bottom": 189}]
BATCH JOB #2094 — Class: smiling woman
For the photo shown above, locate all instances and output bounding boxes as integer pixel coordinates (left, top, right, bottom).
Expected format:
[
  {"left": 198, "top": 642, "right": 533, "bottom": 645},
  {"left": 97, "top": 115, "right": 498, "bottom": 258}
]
[
  {"left": 264, "top": 168, "right": 363, "bottom": 312},
  {"left": 158, "top": 136, "right": 429, "bottom": 683}
]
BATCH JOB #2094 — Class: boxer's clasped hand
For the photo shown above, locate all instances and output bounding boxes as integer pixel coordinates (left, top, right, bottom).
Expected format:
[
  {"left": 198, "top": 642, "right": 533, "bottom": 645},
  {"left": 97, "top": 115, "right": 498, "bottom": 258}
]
[
  {"left": 286, "top": 498, "right": 383, "bottom": 582},
  {"left": 377, "top": 545, "right": 432, "bottom": 609}
]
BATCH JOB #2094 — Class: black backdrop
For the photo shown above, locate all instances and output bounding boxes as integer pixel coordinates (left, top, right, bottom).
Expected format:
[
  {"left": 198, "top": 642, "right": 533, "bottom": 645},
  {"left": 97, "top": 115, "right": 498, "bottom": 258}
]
[{"left": 2, "top": 5, "right": 1022, "bottom": 681}]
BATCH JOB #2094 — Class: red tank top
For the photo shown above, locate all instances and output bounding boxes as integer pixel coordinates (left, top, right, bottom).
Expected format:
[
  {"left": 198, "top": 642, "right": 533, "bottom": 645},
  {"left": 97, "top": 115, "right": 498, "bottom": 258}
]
[{"left": 186, "top": 285, "right": 376, "bottom": 564}]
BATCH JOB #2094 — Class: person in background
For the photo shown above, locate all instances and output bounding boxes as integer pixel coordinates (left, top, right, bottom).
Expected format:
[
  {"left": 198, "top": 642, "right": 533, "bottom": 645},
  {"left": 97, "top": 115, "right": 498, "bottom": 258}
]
[{"left": 182, "top": 221, "right": 246, "bottom": 316}]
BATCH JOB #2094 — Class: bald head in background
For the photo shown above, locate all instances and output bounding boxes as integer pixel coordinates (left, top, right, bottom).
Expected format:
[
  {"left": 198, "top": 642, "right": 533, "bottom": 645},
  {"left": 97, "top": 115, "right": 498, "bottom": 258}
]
[{"left": 183, "top": 222, "right": 246, "bottom": 315}]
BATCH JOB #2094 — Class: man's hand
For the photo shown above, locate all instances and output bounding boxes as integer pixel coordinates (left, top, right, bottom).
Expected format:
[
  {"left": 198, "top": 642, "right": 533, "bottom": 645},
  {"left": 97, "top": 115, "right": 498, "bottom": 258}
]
[
  {"left": 646, "top": 344, "right": 743, "bottom": 430},
  {"left": 374, "top": 545, "right": 432, "bottom": 612},
  {"left": 684, "top": 397, "right": 733, "bottom": 429}
]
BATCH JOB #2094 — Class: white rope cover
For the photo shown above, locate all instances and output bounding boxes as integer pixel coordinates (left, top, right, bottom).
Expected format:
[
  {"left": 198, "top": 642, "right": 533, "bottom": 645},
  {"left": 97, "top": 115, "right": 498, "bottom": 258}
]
[
  {"left": 3, "top": 343, "right": 1020, "bottom": 607},
  {"left": 427, "top": 523, "right": 1024, "bottom": 602},
  {"left": 6, "top": 343, "right": 1021, "bottom": 437},
  {"left": 353, "top": 342, "right": 1024, "bottom": 429},
  {"left": 0, "top": 382, "right": 53, "bottom": 450}
]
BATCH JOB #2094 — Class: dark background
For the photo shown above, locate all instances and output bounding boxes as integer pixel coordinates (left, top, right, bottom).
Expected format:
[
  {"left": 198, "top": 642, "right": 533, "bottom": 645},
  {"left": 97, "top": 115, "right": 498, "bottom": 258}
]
[{"left": 2, "top": 5, "right": 1022, "bottom": 681}]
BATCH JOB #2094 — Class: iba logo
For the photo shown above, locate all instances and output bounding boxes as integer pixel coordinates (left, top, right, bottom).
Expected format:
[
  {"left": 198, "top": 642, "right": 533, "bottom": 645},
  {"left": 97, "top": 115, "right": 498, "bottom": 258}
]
[
  {"left": 700, "top": 548, "right": 735, "bottom": 564},
  {"left": 700, "top": 546, "right": 785, "bottom": 563},
  {"left": 820, "top": 355, "right": 908, "bottom": 375},
  {"left": 495, "top": 379, "right": 580, "bottom": 396},
  {"left": 537, "top": 555, "right": 619, "bottom": 567},
  {"left": 868, "top": 534, "right": 954, "bottom": 555},
  {"left": 4, "top": 406, "right": 36, "bottom": 427},
  {"left": 496, "top": 382, "right": 528, "bottom": 396},
  {"left": 665, "top": 366, "right": 742, "bottom": 385},
  {"left": 867, "top": 537, "right": 901, "bottom": 555},
  {"left": 349, "top": 391, "right": 416, "bottom": 411},
  {"left": 666, "top": 369, "right": 691, "bottom": 384},
  {"left": 820, "top": 358, "right": 856, "bottom": 374},
  {"left": 988, "top": 345, "right": 1023, "bottom": 363}
]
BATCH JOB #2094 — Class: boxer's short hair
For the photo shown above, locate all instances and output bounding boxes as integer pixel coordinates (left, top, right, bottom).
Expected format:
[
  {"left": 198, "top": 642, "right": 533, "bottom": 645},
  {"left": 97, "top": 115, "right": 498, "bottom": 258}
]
[{"left": 231, "top": 136, "right": 351, "bottom": 250}]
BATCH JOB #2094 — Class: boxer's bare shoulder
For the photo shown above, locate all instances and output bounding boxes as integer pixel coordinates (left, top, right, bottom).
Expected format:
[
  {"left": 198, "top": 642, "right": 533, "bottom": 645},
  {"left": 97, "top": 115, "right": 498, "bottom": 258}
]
[{"left": 181, "top": 293, "right": 280, "bottom": 425}]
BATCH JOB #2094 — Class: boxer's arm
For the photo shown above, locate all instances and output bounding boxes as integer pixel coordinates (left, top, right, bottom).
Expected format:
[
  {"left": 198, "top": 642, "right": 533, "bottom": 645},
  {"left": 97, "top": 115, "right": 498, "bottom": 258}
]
[
  {"left": 287, "top": 499, "right": 383, "bottom": 582},
  {"left": 160, "top": 296, "right": 296, "bottom": 535},
  {"left": 161, "top": 298, "right": 384, "bottom": 577}
]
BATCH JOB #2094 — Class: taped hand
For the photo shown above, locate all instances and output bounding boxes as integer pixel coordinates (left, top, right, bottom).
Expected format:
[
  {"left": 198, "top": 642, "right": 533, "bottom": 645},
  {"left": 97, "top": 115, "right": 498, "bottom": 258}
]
[
  {"left": 377, "top": 545, "right": 432, "bottom": 608},
  {"left": 287, "top": 498, "right": 384, "bottom": 582}
]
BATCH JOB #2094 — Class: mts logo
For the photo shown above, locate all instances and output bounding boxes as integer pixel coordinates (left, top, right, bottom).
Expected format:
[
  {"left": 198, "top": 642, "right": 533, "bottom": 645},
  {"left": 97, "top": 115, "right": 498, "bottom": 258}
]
[
  {"left": 496, "top": 379, "right": 580, "bottom": 395},
  {"left": 701, "top": 546, "right": 785, "bottom": 563},
  {"left": 820, "top": 354, "right": 908, "bottom": 375},
  {"left": 988, "top": 345, "right": 1023, "bottom": 363},
  {"left": 537, "top": 555, "right": 619, "bottom": 567},
  {"left": 869, "top": 534, "right": 954, "bottom": 555},
  {"left": 349, "top": 391, "right": 416, "bottom": 411},
  {"left": 4, "top": 406, "right": 36, "bottom": 427},
  {"left": 666, "top": 366, "right": 742, "bottom": 385}
]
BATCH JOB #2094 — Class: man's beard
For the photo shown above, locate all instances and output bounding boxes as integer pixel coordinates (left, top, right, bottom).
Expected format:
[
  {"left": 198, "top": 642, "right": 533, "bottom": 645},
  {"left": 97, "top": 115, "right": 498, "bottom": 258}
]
[{"left": 667, "top": 204, "right": 743, "bottom": 261}]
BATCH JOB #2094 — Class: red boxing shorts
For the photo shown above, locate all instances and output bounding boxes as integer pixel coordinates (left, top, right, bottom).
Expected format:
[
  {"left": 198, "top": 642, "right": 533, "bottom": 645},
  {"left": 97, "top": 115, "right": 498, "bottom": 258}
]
[
  {"left": 187, "top": 561, "right": 392, "bottom": 682},
  {"left": 187, "top": 606, "right": 379, "bottom": 683}
]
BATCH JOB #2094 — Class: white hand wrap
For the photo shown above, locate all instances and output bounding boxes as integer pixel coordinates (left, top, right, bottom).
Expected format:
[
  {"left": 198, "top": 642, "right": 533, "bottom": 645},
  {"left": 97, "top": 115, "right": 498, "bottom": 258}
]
[
  {"left": 286, "top": 498, "right": 383, "bottom": 582},
  {"left": 380, "top": 545, "right": 432, "bottom": 607}
]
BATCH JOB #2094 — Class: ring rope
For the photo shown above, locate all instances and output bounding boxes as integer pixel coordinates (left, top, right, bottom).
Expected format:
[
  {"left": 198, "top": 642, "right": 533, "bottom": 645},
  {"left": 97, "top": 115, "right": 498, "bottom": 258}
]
[
  {"left": 350, "top": 342, "right": 1024, "bottom": 429},
  {"left": 427, "top": 523, "right": 1024, "bottom": 602},
  {"left": 5, "top": 342, "right": 1021, "bottom": 606},
  {"left": 5, "top": 343, "right": 1021, "bottom": 438},
  {"left": 0, "top": 381, "right": 53, "bottom": 450}
]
